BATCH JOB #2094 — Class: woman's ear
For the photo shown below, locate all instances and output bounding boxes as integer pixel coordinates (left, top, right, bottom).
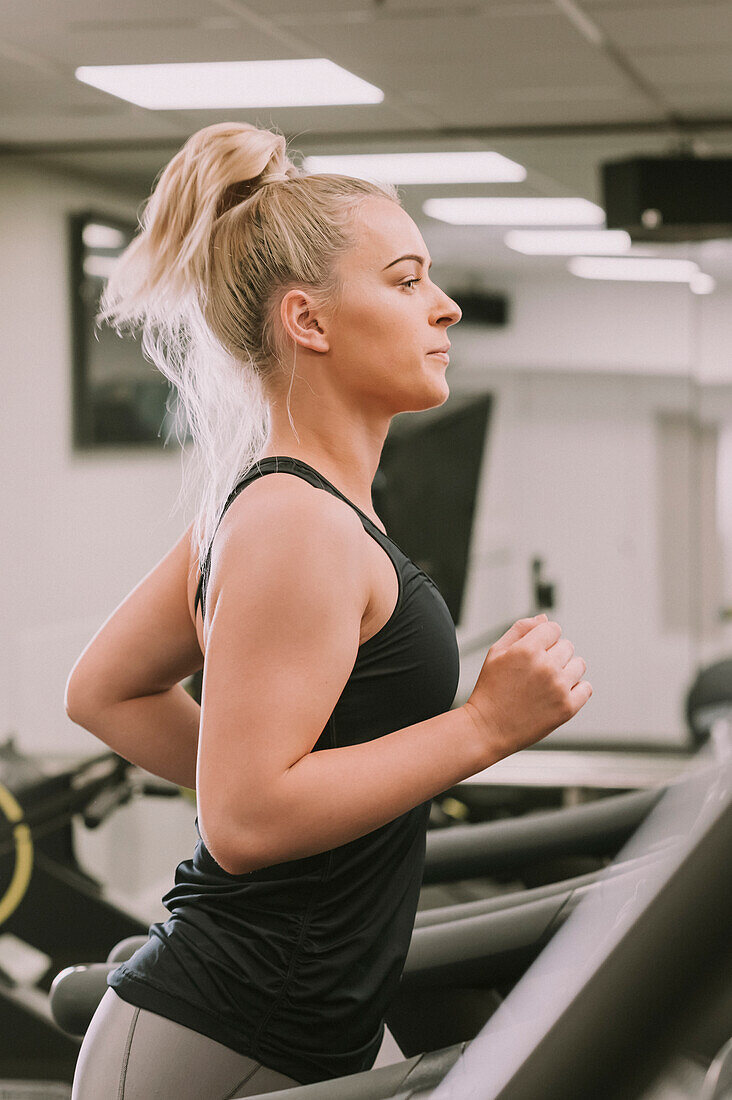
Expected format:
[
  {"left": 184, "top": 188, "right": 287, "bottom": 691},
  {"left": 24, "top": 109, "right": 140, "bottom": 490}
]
[{"left": 279, "top": 288, "right": 329, "bottom": 354}]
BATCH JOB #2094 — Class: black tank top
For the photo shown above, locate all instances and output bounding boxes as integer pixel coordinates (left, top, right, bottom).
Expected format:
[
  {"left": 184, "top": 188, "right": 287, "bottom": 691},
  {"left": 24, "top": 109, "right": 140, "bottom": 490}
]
[{"left": 108, "top": 456, "right": 460, "bottom": 1086}]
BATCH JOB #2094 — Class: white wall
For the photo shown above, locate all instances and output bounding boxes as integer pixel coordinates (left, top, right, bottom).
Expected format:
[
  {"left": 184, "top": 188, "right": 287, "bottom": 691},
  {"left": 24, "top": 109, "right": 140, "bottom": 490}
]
[{"left": 447, "top": 274, "right": 732, "bottom": 745}]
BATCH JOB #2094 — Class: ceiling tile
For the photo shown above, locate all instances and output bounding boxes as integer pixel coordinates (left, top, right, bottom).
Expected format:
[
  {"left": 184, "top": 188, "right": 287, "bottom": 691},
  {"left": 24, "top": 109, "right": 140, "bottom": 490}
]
[
  {"left": 584, "top": 0, "right": 725, "bottom": 8},
  {"left": 314, "top": 12, "right": 628, "bottom": 88},
  {"left": 0, "top": 102, "right": 423, "bottom": 146},
  {"left": 240, "top": 1, "right": 556, "bottom": 18},
  {"left": 11, "top": 22, "right": 290, "bottom": 67},
  {"left": 0, "top": 111, "right": 186, "bottom": 145},
  {"left": 3, "top": 0, "right": 217, "bottom": 28},
  {"left": 592, "top": 2, "right": 732, "bottom": 50},
  {"left": 661, "top": 83, "right": 732, "bottom": 113},
  {"left": 429, "top": 93, "right": 661, "bottom": 130},
  {"left": 636, "top": 48, "right": 732, "bottom": 86}
]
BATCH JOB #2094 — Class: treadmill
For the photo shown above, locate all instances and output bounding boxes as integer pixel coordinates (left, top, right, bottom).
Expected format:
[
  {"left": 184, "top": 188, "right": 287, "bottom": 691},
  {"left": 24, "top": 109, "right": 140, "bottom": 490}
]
[{"left": 234, "top": 732, "right": 732, "bottom": 1099}]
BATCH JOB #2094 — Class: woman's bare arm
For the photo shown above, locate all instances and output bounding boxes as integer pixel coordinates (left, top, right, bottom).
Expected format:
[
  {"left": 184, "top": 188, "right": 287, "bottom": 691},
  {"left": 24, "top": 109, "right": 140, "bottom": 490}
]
[
  {"left": 67, "top": 686, "right": 200, "bottom": 790},
  {"left": 65, "top": 522, "right": 203, "bottom": 787},
  {"left": 196, "top": 478, "right": 490, "bottom": 875}
]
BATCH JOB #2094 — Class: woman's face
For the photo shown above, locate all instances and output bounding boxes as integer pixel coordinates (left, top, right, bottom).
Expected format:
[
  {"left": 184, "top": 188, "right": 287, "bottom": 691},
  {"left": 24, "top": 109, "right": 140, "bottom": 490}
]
[{"left": 324, "top": 196, "right": 462, "bottom": 416}]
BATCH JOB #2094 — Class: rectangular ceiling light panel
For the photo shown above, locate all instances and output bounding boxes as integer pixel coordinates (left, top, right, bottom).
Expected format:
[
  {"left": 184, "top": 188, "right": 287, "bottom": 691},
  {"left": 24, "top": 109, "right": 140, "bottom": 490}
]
[
  {"left": 303, "top": 151, "right": 527, "bottom": 185},
  {"left": 568, "top": 257, "right": 699, "bottom": 281},
  {"left": 505, "top": 229, "right": 632, "bottom": 254},
  {"left": 75, "top": 59, "right": 384, "bottom": 109},
  {"left": 425, "top": 197, "right": 606, "bottom": 225}
]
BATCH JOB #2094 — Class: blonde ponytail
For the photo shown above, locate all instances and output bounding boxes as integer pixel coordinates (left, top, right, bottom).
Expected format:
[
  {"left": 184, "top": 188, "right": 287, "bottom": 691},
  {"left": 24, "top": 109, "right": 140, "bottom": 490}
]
[{"left": 98, "top": 121, "right": 400, "bottom": 575}]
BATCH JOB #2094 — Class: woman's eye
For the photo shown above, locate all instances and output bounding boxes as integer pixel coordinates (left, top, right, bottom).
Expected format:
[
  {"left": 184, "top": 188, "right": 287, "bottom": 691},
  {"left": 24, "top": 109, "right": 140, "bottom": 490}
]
[{"left": 401, "top": 278, "right": 421, "bottom": 290}]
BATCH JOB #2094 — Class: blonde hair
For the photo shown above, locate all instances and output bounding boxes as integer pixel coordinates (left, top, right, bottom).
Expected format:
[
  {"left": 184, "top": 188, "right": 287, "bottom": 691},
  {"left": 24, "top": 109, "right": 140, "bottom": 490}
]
[{"left": 97, "top": 121, "right": 400, "bottom": 573}]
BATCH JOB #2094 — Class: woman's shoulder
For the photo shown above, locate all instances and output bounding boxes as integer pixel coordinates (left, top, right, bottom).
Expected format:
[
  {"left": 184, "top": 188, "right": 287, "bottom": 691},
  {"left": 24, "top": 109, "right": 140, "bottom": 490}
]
[
  {"left": 207, "top": 474, "right": 367, "bottom": 610},
  {"left": 217, "top": 469, "right": 366, "bottom": 547}
]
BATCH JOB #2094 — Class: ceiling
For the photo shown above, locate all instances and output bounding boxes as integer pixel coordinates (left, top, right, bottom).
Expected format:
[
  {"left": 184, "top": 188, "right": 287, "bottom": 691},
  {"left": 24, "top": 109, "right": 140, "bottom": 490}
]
[{"left": 2, "top": 0, "right": 732, "bottom": 279}]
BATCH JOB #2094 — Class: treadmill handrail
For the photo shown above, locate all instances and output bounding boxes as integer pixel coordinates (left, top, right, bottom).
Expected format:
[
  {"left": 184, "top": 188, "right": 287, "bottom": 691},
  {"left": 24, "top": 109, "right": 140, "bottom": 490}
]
[
  {"left": 404, "top": 890, "right": 582, "bottom": 982},
  {"left": 423, "top": 787, "right": 662, "bottom": 883},
  {"left": 415, "top": 849, "right": 661, "bottom": 929}
]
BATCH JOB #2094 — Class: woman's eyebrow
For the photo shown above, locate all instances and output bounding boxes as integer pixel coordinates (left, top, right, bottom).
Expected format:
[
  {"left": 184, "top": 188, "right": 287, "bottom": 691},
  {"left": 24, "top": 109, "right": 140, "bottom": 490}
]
[{"left": 382, "top": 253, "right": 433, "bottom": 271}]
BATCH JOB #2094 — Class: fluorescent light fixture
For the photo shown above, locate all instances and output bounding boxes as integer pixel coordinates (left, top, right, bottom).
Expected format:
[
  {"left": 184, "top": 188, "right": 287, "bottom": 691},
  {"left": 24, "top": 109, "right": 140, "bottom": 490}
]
[
  {"left": 75, "top": 59, "right": 383, "bottom": 110},
  {"left": 568, "top": 257, "right": 699, "bottom": 282},
  {"left": 690, "top": 272, "right": 716, "bottom": 294},
  {"left": 82, "top": 224, "right": 127, "bottom": 250},
  {"left": 424, "top": 197, "right": 605, "bottom": 225},
  {"left": 505, "top": 229, "right": 631, "bottom": 255},
  {"left": 83, "top": 255, "right": 119, "bottom": 280},
  {"left": 302, "top": 151, "right": 526, "bottom": 185}
]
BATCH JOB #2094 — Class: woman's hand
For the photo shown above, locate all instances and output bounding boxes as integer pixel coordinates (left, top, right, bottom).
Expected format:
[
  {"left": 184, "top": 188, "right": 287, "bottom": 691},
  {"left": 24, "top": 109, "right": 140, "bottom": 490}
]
[{"left": 465, "top": 613, "right": 592, "bottom": 761}]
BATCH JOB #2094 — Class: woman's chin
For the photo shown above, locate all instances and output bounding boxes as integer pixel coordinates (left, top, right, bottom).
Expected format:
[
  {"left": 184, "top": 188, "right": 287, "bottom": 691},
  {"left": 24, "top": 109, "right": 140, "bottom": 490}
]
[
  {"left": 428, "top": 371, "right": 450, "bottom": 405},
  {"left": 403, "top": 378, "right": 450, "bottom": 413}
]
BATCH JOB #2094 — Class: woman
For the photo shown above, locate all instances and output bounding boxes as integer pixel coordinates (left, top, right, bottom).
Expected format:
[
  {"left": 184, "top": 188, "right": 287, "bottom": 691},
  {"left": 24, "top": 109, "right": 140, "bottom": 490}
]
[{"left": 65, "top": 122, "right": 592, "bottom": 1098}]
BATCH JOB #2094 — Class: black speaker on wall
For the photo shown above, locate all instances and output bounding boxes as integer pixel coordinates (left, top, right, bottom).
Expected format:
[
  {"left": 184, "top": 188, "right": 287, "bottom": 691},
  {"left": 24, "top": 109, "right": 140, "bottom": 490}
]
[{"left": 601, "top": 155, "right": 732, "bottom": 242}]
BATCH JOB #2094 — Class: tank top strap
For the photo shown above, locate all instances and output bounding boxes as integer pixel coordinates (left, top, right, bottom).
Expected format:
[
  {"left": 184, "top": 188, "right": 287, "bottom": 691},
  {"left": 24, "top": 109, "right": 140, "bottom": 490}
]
[{"left": 194, "top": 456, "right": 383, "bottom": 620}]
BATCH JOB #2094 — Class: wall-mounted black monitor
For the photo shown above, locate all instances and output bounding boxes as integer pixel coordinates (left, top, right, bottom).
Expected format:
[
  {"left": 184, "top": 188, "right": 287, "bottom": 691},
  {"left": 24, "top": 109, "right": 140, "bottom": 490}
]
[
  {"left": 68, "top": 211, "right": 187, "bottom": 449},
  {"left": 372, "top": 394, "right": 493, "bottom": 627}
]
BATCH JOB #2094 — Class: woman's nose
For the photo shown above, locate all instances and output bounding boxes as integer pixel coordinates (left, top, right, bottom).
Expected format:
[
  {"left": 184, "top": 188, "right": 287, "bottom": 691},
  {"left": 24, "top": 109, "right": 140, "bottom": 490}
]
[{"left": 439, "top": 292, "right": 462, "bottom": 325}]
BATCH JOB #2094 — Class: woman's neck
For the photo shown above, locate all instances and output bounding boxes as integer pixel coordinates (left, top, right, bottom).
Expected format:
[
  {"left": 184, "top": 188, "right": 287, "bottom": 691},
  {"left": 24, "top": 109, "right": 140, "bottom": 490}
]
[{"left": 257, "top": 445, "right": 385, "bottom": 531}]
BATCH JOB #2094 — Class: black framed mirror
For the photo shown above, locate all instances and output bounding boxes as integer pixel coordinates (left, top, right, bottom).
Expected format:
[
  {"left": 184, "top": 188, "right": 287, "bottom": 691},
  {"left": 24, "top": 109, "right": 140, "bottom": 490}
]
[{"left": 69, "top": 210, "right": 188, "bottom": 449}]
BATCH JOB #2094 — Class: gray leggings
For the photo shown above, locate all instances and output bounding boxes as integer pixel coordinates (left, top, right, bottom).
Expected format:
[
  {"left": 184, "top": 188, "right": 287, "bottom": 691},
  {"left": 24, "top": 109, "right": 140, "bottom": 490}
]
[{"left": 71, "top": 988, "right": 302, "bottom": 1098}]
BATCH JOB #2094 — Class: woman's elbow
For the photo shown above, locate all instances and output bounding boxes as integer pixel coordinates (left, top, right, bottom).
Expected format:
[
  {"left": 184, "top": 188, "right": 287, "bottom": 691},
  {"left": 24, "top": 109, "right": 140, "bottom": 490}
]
[
  {"left": 199, "top": 819, "right": 266, "bottom": 876},
  {"left": 64, "top": 672, "right": 95, "bottom": 724},
  {"left": 213, "top": 846, "right": 255, "bottom": 876}
]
